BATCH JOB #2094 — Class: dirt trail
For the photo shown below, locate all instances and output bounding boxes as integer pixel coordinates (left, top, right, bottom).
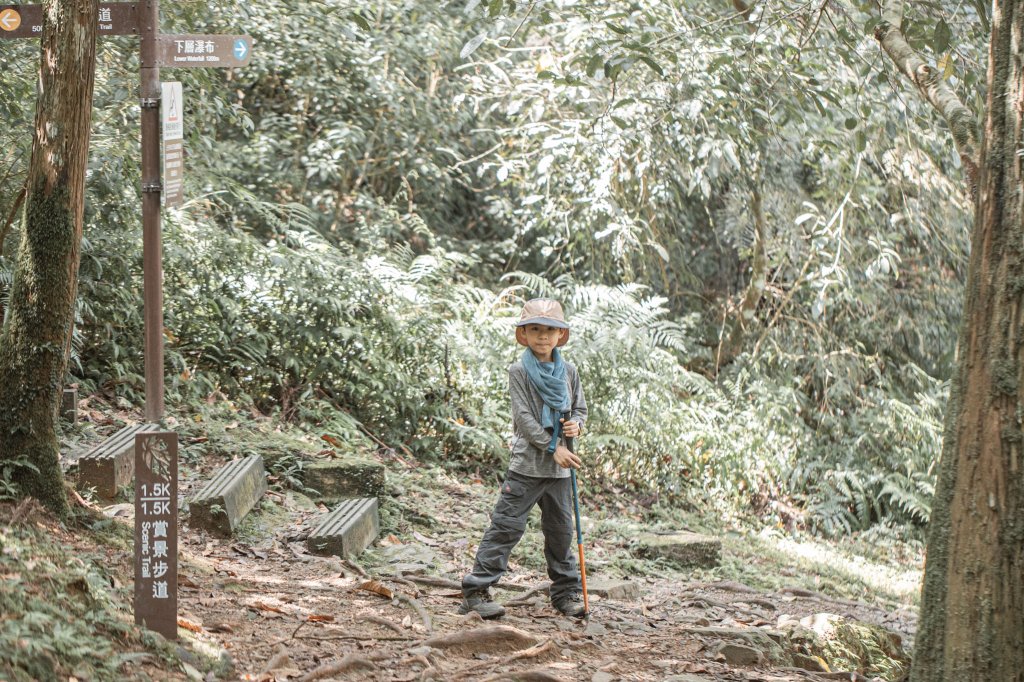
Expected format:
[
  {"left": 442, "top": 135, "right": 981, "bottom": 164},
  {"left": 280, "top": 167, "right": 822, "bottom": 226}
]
[{"left": 154, "top": 471, "right": 916, "bottom": 682}]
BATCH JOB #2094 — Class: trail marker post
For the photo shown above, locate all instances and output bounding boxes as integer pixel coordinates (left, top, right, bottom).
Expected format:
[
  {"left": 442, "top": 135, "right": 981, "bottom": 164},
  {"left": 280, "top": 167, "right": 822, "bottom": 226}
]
[
  {"left": 2, "top": 1, "right": 252, "bottom": 423},
  {"left": 2, "top": 1, "right": 252, "bottom": 638},
  {"left": 134, "top": 430, "right": 178, "bottom": 638}
]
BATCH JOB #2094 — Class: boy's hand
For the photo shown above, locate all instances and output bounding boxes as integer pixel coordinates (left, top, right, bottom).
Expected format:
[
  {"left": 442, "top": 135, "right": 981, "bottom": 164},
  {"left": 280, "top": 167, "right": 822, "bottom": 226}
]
[
  {"left": 553, "top": 445, "right": 581, "bottom": 469},
  {"left": 560, "top": 418, "right": 581, "bottom": 439}
]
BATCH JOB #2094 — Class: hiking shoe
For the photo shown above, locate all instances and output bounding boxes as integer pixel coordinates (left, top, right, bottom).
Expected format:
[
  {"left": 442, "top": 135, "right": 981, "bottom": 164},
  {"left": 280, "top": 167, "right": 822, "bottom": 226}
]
[
  {"left": 552, "top": 592, "right": 587, "bottom": 618},
  {"left": 458, "top": 589, "right": 506, "bottom": 619}
]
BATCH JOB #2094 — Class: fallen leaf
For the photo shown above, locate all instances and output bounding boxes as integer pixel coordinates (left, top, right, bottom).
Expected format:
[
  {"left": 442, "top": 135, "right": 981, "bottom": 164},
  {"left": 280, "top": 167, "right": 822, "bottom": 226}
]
[
  {"left": 178, "top": 574, "right": 200, "bottom": 588},
  {"left": 321, "top": 434, "right": 342, "bottom": 447},
  {"left": 252, "top": 601, "right": 287, "bottom": 614},
  {"left": 358, "top": 580, "right": 394, "bottom": 599},
  {"left": 412, "top": 531, "right": 438, "bottom": 546},
  {"left": 205, "top": 623, "right": 234, "bottom": 633},
  {"left": 379, "top": 534, "right": 403, "bottom": 546},
  {"left": 177, "top": 617, "right": 203, "bottom": 633},
  {"left": 307, "top": 614, "right": 335, "bottom": 623}
]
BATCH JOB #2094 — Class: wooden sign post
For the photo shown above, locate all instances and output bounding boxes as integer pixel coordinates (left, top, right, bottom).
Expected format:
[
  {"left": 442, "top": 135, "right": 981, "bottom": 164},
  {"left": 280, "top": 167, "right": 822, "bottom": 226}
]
[
  {"left": 134, "top": 430, "right": 178, "bottom": 638},
  {"left": 2, "top": 1, "right": 253, "bottom": 423},
  {"left": 3, "top": 1, "right": 253, "bottom": 638},
  {"left": 138, "top": 1, "right": 253, "bottom": 422}
]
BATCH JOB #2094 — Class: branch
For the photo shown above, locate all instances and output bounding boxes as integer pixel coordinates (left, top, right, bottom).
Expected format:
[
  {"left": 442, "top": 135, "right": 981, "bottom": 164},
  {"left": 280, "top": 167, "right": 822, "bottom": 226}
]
[
  {"left": 0, "top": 182, "right": 26, "bottom": 258},
  {"left": 732, "top": 0, "right": 753, "bottom": 19},
  {"left": 874, "top": 0, "right": 979, "bottom": 197}
]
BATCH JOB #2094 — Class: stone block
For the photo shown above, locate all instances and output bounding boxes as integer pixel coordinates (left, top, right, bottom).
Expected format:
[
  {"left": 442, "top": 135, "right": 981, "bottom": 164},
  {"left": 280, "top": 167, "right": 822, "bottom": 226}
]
[
  {"left": 586, "top": 578, "right": 641, "bottom": 601},
  {"left": 302, "top": 458, "right": 386, "bottom": 501},
  {"left": 61, "top": 388, "right": 78, "bottom": 422},
  {"left": 77, "top": 423, "right": 159, "bottom": 499},
  {"left": 714, "top": 641, "right": 764, "bottom": 667},
  {"left": 189, "top": 455, "right": 268, "bottom": 537},
  {"left": 637, "top": 531, "right": 721, "bottom": 568},
  {"left": 307, "top": 497, "right": 380, "bottom": 559}
]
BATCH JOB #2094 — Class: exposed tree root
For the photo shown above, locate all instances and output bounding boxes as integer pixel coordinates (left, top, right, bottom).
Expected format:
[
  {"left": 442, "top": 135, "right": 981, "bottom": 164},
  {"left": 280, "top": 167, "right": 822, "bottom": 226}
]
[
  {"left": 396, "top": 593, "right": 433, "bottom": 633},
  {"left": 404, "top": 575, "right": 463, "bottom": 590},
  {"left": 298, "top": 652, "right": 385, "bottom": 681},
  {"left": 258, "top": 644, "right": 291, "bottom": 677},
  {"left": 367, "top": 614, "right": 405, "bottom": 634},
  {"left": 390, "top": 576, "right": 421, "bottom": 596},
  {"left": 300, "top": 633, "right": 413, "bottom": 642},
  {"left": 423, "top": 625, "right": 539, "bottom": 657},
  {"left": 451, "top": 639, "right": 558, "bottom": 679},
  {"left": 341, "top": 558, "right": 368, "bottom": 577},
  {"left": 479, "top": 666, "right": 563, "bottom": 682},
  {"left": 9, "top": 497, "right": 40, "bottom": 525},
  {"left": 506, "top": 584, "right": 551, "bottom": 606}
]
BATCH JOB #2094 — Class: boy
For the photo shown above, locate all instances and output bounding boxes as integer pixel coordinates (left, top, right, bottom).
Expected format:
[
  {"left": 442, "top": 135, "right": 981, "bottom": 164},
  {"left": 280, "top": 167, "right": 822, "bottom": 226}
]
[{"left": 460, "top": 298, "right": 588, "bottom": 619}]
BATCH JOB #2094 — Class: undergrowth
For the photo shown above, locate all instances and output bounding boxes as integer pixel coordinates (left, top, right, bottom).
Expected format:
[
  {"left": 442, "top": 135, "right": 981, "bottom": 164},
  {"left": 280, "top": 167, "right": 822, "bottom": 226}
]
[{"left": 0, "top": 503, "right": 182, "bottom": 682}]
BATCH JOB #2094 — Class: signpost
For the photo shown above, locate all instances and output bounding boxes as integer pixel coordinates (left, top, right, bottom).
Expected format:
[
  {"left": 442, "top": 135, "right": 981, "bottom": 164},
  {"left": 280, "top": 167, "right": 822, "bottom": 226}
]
[
  {"left": 134, "top": 431, "right": 178, "bottom": 639},
  {"left": 0, "top": 3, "right": 140, "bottom": 37},
  {"left": 161, "top": 82, "right": 183, "bottom": 207},
  {"left": 3, "top": 1, "right": 253, "bottom": 423},
  {"left": 3, "top": 0, "right": 252, "bottom": 639},
  {"left": 158, "top": 34, "right": 252, "bottom": 68}
]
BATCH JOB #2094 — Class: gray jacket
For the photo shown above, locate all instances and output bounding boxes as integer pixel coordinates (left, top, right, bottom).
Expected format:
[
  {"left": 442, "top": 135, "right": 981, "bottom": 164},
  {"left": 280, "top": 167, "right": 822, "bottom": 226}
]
[{"left": 508, "top": 360, "right": 588, "bottom": 479}]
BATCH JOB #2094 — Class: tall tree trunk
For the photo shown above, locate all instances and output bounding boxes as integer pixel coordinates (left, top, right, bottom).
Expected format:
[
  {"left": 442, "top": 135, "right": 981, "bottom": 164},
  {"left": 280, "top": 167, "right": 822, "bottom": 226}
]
[
  {"left": 911, "top": 1, "right": 1024, "bottom": 679},
  {"left": 0, "top": 0, "right": 99, "bottom": 517},
  {"left": 716, "top": 186, "right": 767, "bottom": 370}
]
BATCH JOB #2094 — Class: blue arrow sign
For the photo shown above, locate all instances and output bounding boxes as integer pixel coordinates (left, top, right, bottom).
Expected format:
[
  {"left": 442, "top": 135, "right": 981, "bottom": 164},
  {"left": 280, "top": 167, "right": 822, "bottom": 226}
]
[{"left": 158, "top": 34, "right": 254, "bottom": 68}]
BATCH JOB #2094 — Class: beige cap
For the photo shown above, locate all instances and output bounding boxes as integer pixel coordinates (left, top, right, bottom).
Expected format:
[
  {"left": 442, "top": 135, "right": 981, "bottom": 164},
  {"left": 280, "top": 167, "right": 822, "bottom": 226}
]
[{"left": 515, "top": 298, "right": 569, "bottom": 347}]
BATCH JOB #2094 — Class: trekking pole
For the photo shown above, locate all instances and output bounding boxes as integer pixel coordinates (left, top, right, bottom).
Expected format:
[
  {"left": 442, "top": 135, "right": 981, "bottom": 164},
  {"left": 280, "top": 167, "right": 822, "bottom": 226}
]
[{"left": 563, "top": 415, "right": 590, "bottom": 616}]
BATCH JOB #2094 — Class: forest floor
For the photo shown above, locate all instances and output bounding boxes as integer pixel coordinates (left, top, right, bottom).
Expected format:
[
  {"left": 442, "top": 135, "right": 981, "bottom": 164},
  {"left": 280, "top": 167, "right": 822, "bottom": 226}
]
[{"left": 3, "top": 401, "right": 924, "bottom": 682}]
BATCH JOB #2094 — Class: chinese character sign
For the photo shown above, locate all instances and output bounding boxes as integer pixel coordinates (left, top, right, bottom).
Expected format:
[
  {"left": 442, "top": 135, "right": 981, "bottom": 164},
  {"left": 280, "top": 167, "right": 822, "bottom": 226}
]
[
  {"left": 134, "top": 431, "right": 178, "bottom": 639},
  {"left": 161, "top": 81, "right": 184, "bottom": 208}
]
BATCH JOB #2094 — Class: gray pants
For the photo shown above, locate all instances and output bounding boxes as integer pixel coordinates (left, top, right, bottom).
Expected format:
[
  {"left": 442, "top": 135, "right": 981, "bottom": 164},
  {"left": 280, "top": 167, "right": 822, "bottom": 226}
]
[{"left": 462, "top": 470, "right": 581, "bottom": 601}]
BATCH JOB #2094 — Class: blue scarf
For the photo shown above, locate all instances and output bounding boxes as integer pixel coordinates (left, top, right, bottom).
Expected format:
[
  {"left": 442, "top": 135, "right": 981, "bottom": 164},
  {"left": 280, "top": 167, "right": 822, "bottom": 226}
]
[{"left": 521, "top": 347, "right": 571, "bottom": 454}]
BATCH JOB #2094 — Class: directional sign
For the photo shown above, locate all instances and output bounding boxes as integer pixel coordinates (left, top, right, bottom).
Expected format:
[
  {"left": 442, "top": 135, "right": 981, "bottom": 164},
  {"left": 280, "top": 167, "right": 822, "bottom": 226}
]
[
  {"left": 0, "top": 7, "right": 22, "bottom": 32},
  {"left": 161, "top": 82, "right": 184, "bottom": 208},
  {"left": 157, "top": 34, "right": 253, "bottom": 68},
  {"left": 0, "top": 3, "right": 139, "bottom": 39}
]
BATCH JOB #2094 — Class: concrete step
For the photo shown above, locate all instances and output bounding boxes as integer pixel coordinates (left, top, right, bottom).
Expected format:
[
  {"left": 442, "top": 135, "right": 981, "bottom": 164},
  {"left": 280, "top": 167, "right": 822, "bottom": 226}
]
[
  {"left": 189, "top": 455, "right": 267, "bottom": 537},
  {"left": 77, "top": 422, "right": 159, "bottom": 499},
  {"left": 61, "top": 388, "right": 78, "bottom": 422},
  {"left": 636, "top": 531, "right": 722, "bottom": 568},
  {"left": 587, "top": 578, "right": 642, "bottom": 601},
  {"left": 307, "top": 497, "right": 379, "bottom": 559},
  {"left": 302, "top": 458, "right": 386, "bottom": 501}
]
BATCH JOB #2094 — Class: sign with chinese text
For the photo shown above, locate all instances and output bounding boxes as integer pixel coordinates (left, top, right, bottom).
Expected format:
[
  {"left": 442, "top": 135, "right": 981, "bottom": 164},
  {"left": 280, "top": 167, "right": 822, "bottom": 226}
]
[
  {"left": 161, "top": 81, "right": 184, "bottom": 207},
  {"left": 157, "top": 34, "right": 252, "bottom": 68},
  {"left": 134, "top": 431, "right": 178, "bottom": 639},
  {"left": 0, "top": 3, "right": 139, "bottom": 39}
]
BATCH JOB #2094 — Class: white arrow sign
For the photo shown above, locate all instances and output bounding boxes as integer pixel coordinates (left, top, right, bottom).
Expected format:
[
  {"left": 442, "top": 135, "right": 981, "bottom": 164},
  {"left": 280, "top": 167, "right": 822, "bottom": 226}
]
[{"left": 0, "top": 9, "right": 21, "bottom": 31}]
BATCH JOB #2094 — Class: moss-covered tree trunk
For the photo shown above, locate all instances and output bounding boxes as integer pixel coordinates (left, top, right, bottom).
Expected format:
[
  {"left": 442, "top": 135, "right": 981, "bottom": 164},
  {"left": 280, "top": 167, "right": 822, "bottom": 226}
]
[
  {"left": 911, "top": 2, "right": 1024, "bottom": 679},
  {"left": 0, "top": 0, "right": 99, "bottom": 517}
]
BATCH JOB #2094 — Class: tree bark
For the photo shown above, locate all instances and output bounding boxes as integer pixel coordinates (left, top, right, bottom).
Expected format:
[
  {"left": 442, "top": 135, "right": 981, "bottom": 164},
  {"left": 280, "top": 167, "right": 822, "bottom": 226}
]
[
  {"left": 911, "top": 1, "right": 1024, "bottom": 679},
  {"left": 0, "top": 0, "right": 99, "bottom": 517},
  {"left": 716, "top": 186, "right": 767, "bottom": 370}
]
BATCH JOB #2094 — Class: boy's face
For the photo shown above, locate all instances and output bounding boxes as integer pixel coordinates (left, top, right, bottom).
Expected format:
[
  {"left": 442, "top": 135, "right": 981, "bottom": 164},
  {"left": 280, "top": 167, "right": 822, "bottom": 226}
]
[{"left": 522, "top": 324, "right": 567, "bottom": 361}]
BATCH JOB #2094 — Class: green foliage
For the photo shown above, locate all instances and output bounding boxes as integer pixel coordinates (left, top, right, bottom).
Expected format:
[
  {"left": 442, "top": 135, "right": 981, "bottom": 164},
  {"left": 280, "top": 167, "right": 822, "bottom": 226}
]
[
  {"left": 0, "top": 0, "right": 981, "bottom": 535},
  {"left": 0, "top": 513, "right": 174, "bottom": 681}
]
